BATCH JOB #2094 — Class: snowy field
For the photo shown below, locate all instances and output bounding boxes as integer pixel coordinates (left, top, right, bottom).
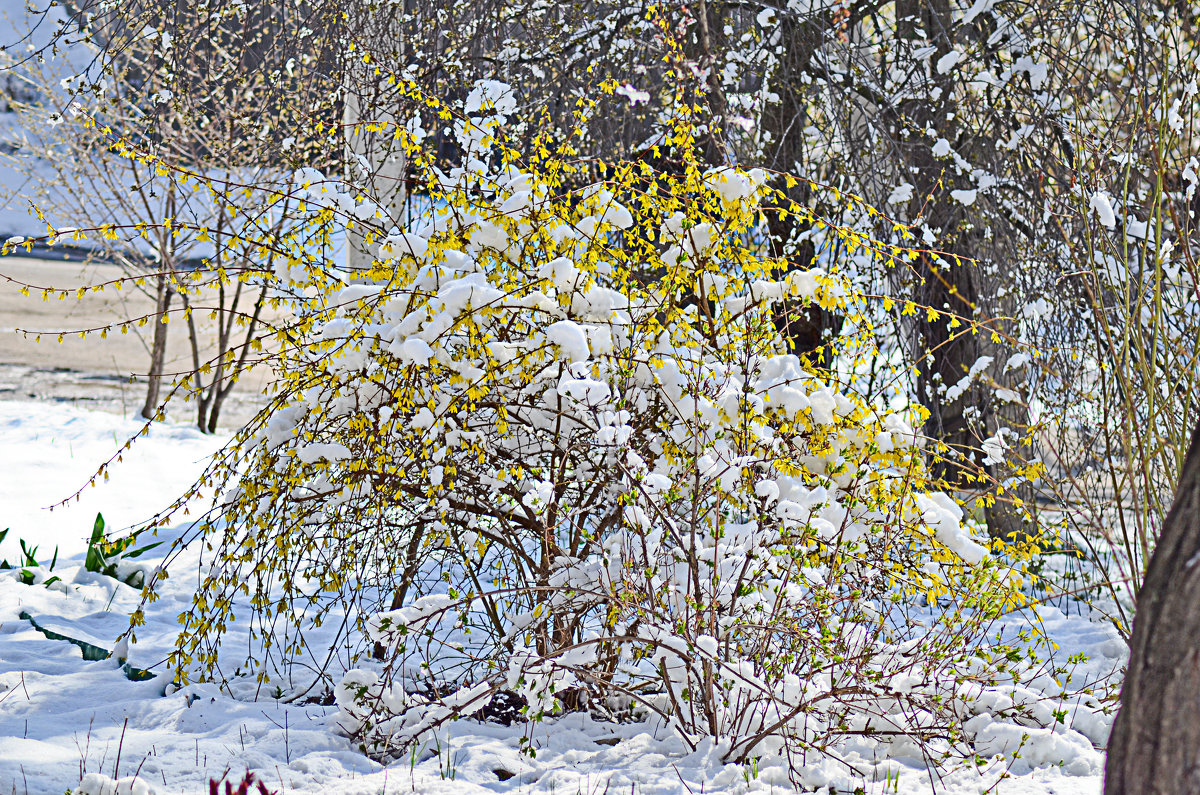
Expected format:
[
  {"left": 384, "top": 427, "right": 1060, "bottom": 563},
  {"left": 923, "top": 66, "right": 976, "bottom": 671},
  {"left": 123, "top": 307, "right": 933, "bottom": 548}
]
[{"left": 0, "top": 399, "right": 1121, "bottom": 794}]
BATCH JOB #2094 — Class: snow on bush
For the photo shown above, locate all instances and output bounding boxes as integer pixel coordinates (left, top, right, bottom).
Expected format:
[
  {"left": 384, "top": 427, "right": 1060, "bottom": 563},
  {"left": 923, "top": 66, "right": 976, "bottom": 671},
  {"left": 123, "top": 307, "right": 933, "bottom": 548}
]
[{"left": 146, "top": 81, "right": 1075, "bottom": 783}]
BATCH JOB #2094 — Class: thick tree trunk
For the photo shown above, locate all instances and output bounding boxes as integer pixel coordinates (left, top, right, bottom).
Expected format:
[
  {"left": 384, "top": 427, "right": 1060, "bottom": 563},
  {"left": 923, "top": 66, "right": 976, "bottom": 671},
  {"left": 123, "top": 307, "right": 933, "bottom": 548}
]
[
  {"left": 980, "top": 295, "right": 1036, "bottom": 541},
  {"left": 912, "top": 252, "right": 983, "bottom": 485},
  {"left": 893, "top": 0, "right": 987, "bottom": 491},
  {"left": 342, "top": 9, "right": 408, "bottom": 273},
  {"left": 343, "top": 88, "right": 408, "bottom": 271},
  {"left": 758, "top": 11, "right": 845, "bottom": 361},
  {"left": 1105, "top": 418, "right": 1200, "bottom": 793},
  {"left": 890, "top": 0, "right": 1034, "bottom": 541}
]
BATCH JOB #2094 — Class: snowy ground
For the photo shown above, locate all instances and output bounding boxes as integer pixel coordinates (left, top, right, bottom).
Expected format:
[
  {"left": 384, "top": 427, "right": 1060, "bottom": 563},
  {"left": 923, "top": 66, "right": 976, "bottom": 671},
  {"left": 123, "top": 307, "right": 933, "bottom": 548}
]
[
  {"left": 0, "top": 400, "right": 1120, "bottom": 794},
  {"left": 0, "top": 401, "right": 224, "bottom": 562}
]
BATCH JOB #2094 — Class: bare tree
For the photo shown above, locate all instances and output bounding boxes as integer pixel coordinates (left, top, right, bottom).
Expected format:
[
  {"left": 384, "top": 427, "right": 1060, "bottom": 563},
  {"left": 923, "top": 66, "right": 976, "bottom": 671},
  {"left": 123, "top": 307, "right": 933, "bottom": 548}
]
[{"left": 1, "top": 16, "right": 303, "bottom": 430}]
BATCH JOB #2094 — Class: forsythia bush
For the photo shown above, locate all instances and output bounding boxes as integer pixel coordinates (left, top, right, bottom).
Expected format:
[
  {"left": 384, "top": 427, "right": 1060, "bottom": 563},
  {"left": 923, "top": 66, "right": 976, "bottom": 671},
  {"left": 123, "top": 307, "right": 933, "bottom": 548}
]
[{"left": 151, "top": 81, "right": 1043, "bottom": 775}]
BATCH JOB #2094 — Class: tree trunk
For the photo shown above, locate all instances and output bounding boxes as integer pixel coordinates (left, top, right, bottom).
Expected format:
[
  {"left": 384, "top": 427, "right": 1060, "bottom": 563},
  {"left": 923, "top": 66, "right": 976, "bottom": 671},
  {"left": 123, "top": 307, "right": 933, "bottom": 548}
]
[
  {"left": 890, "top": 1, "right": 1034, "bottom": 542},
  {"left": 911, "top": 252, "right": 984, "bottom": 485},
  {"left": 140, "top": 272, "right": 172, "bottom": 420},
  {"left": 893, "top": 0, "right": 987, "bottom": 491},
  {"left": 981, "top": 307, "right": 1036, "bottom": 541},
  {"left": 342, "top": 10, "right": 408, "bottom": 273},
  {"left": 758, "top": 12, "right": 845, "bottom": 362},
  {"left": 1104, "top": 418, "right": 1200, "bottom": 793}
]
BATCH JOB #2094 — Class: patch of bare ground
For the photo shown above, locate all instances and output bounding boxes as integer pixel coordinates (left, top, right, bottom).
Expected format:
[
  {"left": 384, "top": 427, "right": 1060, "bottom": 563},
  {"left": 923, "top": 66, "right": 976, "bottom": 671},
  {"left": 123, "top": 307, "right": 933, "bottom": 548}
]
[{"left": 0, "top": 254, "right": 276, "bottom": 428}]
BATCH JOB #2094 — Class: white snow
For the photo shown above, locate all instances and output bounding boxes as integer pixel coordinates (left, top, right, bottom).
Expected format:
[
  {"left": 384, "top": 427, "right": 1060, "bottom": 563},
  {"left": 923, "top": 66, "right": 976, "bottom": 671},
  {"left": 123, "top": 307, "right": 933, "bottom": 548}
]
[
  {"left": 545, "top": 320, "right": 591, "bottom": 363},
  {"left": 615, "top": 84, "right": 650, "bottom": 106},
  {"left": 961, "top": 0, "right": 997, "bottom": 24},
  {"left": 944, "top": 355, "right": 994, "bottom": 403},
  {"left": 1013, "top": 56, "right": 1050, "bottom": 91},
  {"left": 463, "top": 80, "right": 517, "bottom": 119},
  {"left": 0, "top": 402, "right": 224, "bottom": 563},
  {"left": 982, "top": 428, "right": 1011, "bottom": 466},
  {"left": 1090, "top": 191, "right": 1116, "bottom": 229},
  {"left": 937, "top": 49, "right": 963, "bottom": 74},
  {"left": 915, "top": 492, "right": 989, "bottom": 564},
  {"left": 887, "top": 181, "right": 915, "bottom": 206},
  {"left": 951, "top": 188, "right": 978, "bottom": 206},
  {"left": 703, "top": 167, "right": 767, "bottom": 206}
]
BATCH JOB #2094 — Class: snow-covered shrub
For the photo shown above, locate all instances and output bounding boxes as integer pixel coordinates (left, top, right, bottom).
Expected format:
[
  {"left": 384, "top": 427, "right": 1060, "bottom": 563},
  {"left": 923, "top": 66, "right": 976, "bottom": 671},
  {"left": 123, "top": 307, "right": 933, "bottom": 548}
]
[{"left": 153, "top": 81, "right": 1045, "bottom": 778}]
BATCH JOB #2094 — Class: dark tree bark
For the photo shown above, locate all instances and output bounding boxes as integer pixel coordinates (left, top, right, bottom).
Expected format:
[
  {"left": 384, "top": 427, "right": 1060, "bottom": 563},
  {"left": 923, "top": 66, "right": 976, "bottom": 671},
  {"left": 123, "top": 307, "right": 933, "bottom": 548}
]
[
  {"left": 1105, "top": 418, "right": 1200, "bottom": 793},
  {"left": 893, "top": 0, "right": 990, "bottom": 493},
  {"left": 757, "top": 10, "right": 845, "bottom": 363}
]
